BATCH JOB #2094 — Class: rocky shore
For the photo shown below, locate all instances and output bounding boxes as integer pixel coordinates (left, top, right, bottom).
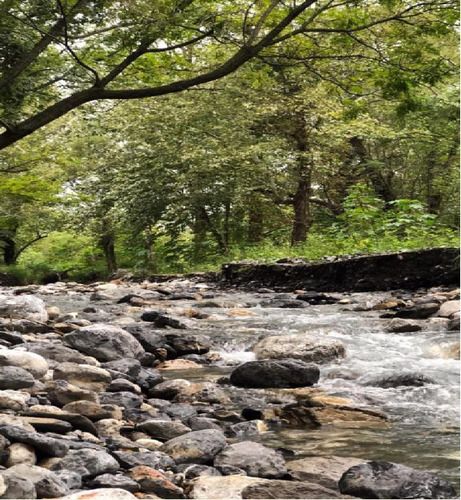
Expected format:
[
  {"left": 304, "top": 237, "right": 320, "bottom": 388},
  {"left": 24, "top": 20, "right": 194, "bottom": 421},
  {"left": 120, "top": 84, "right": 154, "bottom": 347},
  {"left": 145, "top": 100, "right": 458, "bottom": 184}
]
[{"left": 0, "top": 275, "right": 459, "bottom": 499}]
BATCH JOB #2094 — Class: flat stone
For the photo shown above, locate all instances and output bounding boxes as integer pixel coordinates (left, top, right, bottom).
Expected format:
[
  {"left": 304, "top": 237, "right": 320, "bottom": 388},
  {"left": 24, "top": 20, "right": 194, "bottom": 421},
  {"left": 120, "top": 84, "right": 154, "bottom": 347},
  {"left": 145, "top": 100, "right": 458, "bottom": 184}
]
[
  {"left": 0, "top": 350, "right": 48, "bottom": 378},
  {"left": 394, "top": 302, "right": 440, "bottom": 319},
  {"left": 45, "top": 379, "right": 99, "bottom": 406},
  {"left": 241, "top": 479, "right": 348, "bottom": 498},
  {"left": 113, "top": 450, "right": 175, "bottom": 470},
  {"left": 214, "top": 442, "right": 287, "bottom": 479},
  {"left": 188, "top": 475, "right": 263, "bottom": 499},
  {"left": 0, "top": 295, "right": 48, "bottom": 322},
  {"left": 0, "top": 425, "right": 69, "bottom": 456},
  {"left": 385, "top": 319, "right": 423, "bottom": 333},
  {"left": 128, "top": 465, "right": 186, "bottom": 497},
  {"left": 254, "top": 334, "right": 346, "bottom": 363},
  {"left": 57, "top": 488, "right": 138, "bottom": 500},
  {"left": 160, "top": 429, "right": 227, "bottom": 464},
  {"left": 137, "top": 419, "right": 192, "bottom": 441},
  {"left": 437, "top": 300, "right": 460, "bottom": 318},
  {"left": 87, "top": 473, "right": 140, "bottom": 492},
  {"left": 53, "top": 362, "right": 112, "bottom": 392}
]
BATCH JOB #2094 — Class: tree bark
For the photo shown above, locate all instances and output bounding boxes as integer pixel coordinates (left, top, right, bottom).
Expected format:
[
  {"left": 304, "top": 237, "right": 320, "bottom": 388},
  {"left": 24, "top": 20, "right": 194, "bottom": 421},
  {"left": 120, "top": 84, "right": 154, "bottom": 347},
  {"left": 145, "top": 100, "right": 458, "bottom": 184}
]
[
  {"left": 291, "top": 164, "right": 312, "bottom": 246},
  {"left": 1, "top": 236, "right": 16, "bottom": 265},
  {"left": 99, "top": 222, "right": 117, "bottom": 274},
  {"left": 248, "top": 208, "right": 264, "bottom": 243}
]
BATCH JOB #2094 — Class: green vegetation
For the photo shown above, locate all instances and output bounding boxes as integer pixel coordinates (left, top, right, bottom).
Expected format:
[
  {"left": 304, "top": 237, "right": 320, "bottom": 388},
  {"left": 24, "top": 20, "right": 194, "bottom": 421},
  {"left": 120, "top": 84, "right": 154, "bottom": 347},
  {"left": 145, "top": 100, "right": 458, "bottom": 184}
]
[{"left": 0, "top": 1, "right": 459, "bottom": 283}]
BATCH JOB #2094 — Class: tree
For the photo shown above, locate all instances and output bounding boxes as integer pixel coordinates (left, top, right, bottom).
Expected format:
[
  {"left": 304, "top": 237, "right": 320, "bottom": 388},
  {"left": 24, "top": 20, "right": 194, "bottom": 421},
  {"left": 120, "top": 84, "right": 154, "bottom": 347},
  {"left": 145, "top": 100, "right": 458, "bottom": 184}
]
[{"left": 0, "top": 0, "right": 456, "bottom": 149}]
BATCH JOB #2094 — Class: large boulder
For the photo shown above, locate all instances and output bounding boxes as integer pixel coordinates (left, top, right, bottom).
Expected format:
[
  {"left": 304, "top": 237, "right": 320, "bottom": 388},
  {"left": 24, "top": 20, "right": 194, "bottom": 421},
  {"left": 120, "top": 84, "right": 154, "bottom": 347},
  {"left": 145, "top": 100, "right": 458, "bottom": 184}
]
[
  {"left": 160, "top": 429, "right": 227, "bottom": 464},
  {"left": 254, "top": 334, "right": 345, "bottom": 363},
  {"left": 338, "top": 461, "right": 456, "bottom": 499},
  {"left": 63, "top": 324, "right": 144, "bottom": 361},
  {"left": 214, "top": 442, "right": 287, "bottom": 479},
  {"left": 22, "top": 343, "right": 98, "bottom": 368},
  {"left": 0, "top": 350, "right": 48, "bottom": 378},
  {"left": 230, "top": 359, "right": 319, "bottom": 388},
  {"left": 437, "top": 300, "right": 460, "bottom": 318},
  {"left": 0, "top": 425, "right": 69, "bottom": 457},
  {"left": 394, "top": 302, "right": 440, "bottom": 319},
  {"left": 0, "top": 295, "right": 48, "bottom": 322}
]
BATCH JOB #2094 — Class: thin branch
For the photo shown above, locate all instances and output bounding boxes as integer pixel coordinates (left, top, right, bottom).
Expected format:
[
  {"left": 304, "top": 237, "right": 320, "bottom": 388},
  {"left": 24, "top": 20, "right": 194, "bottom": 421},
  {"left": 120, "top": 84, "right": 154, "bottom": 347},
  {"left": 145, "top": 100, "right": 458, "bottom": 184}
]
[{"left": 145, "top": 29, "right": 214, "bottom": 53}]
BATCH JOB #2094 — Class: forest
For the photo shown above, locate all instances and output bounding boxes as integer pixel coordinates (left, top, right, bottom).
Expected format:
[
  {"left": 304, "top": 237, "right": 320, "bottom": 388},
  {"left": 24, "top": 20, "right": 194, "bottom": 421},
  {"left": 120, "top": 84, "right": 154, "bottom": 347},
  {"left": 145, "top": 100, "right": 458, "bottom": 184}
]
[{"left": 0, "top": 0, "right": 459, "bottom": 282}]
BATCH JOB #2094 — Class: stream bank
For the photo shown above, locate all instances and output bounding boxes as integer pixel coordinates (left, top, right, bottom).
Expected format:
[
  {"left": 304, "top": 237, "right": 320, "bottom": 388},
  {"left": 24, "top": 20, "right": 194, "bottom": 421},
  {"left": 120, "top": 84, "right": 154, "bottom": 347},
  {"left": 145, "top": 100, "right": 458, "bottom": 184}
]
[{"left": 0, "top": 256, "right": 459, "bottom": 499}]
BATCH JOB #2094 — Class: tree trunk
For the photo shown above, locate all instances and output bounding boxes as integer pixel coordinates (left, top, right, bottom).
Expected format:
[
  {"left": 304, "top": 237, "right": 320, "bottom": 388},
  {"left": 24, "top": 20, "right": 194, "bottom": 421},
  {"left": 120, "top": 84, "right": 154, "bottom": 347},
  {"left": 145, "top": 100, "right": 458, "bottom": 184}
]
[
  {"left": 291, "top": 164, "right": 312, "bottom": 246},
  {"left": 1, "top": 236, "right": 16, "bottom": 265},
  {"left": 248, "top": 208, "right": 264, "bottom": 243},
  {"left": 100, "top": 222, "right": 117, "bottom": 274}
]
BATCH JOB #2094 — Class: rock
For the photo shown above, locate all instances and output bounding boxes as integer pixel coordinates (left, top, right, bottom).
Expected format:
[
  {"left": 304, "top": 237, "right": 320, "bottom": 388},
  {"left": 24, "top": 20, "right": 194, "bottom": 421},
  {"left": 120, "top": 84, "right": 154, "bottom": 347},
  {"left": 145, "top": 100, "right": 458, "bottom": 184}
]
[
  {"left": 287, "top": 455, "right": 365, "bottom": 489},
  {"left": 46, "top": 380, "right": 99, "bottom": 406},
  {"left": 165, "top": 334, "right": 211, "bottom": 355},
  {"left": 88, "top": 473, "right": 140, "bottom": 492},
  {"left": 46, "top": 306, "right": 61, "bottom": 320},
  {"left": 0, "top": 390, "right": 30, "bottom": 411},
  {"left": 154, "top": 314, "right": 194, "bottom": 329},
  {"left": 176, "top": 382, "right": 230, "bottom": 405},
  {"left": 137, "top": 420, "right": 192, "bottom": 441},
  {"left": 188, "top": 475, "right": 264, "bottom": 499},
  {"left": 123, "top": 324, "right": 166, "bottom": 353},
  {"left": 2, "top": 464, "right": 68, "bottom": 498},
  {"left": 0, "top": 350, "right": 48, "bottom": 378},
  {"left": 108, "top": 378, "right": 141, "bottom": 393},
  {"left": 63, "top": 324, "right": 144, "bottom": 361},
  {"left": 57, "top": 488, "right": 138, "bottom": 500},
  {"left": 0, "top": 295, "right": 48, "bottom": 322},
  {"left": 0, "top": 366, "right": 35, "bottom": 389},
  {"left": 25, "top": 406, "right": 98, "bottom": 435},
  {"left": 53, "top": 363, "right": 112, "bottom": 392},
  {"left": 101, "top": 358, "right": 141, "bottom": 380},
  {"left": 0, "top": 414, "right": 35, "bottom": 431},
  {"left": 437, "top": 300, "right": 459, "bottom": 318},
  {"left": 0, "top": 474, "right": 36, "bottom": 499},
  {"left": 0, "top": 425, "right": 69, "bottom": 456},
  {"left": 385, "top": 318, "right": 423, "bottom": 333},
  {"left": 214, "top": 442, "right": 286, "bottom": 479},
  {"left": 160, "top": 429, "right": 227, "bottom": 464},
  {"left": 128, "top": 465, "right": 186, "bottom": 497},
  {"left": 51, "top": 448, "right": 119, "bottom": 478},
  {"left": 370, "top": 373, "right": 436, "bottom": 388},
  {"left": 98, "top": 391, "right": 143, "bottom": 410},
  {"left": 5, "top": 442, "right": 37, "bottom": 466},
  {"left": 230, "top": 359, "right": 319, "bottom": 388},
  {"left": 157, "top": 359, "right": 203, "bottom": 370},
  {"left": 53, "top": 470, "right": 82, "bottom": 490},
  {"left": 254, "top": 334, "right": 345, "bottom": 363},
  {"left": 447, "top": 317, "right": 460, "bottom": 331},
  {"left": 394, "top": 302, "right": 440, "bottom": 319},
  {"left": 280, "top": 398, "right": 387, "bottom": 428},
  {"left": 260, "top": 299, "right": 308, "bottom": 308},
  {"left": 149, "top": 379, "right": 192, "bottom": 400},
  {"left": 0, "top": 330, "right": 24, "bottom": 345},
  {"left": 21, "top": 416, "right": 73, "bottom": 434},
  {"left": 338, "top": 461, "right": 456, "bottom": 499},
  {"left": 180, "top": 464, "right": 222, "bottom": 479},
  {"left": 296, "top": 292, "right": 339, "bottom": 304},
  {"left": 112, "top": 450, "right": 175, "bottom": 470},
  {"left": 140, "top": 310, "right": 162, "bottom": 322},
  {"left": 227, "top": 420, "right": 267, "bottom": 438},
  {"left": 187, "top": 416, "right": 222, "bottom": 432},
  {"left": 242, "top": 480, "right": 347, "bottom": 498},
  {"left": 62, "top": 401, "right": 122, "bottom": 421},
  {"left": 23, "top": 343, "right": 97, "bottom": 368},
  {"left": 0, "top": 475, "right": 6, "bottom": 496}
]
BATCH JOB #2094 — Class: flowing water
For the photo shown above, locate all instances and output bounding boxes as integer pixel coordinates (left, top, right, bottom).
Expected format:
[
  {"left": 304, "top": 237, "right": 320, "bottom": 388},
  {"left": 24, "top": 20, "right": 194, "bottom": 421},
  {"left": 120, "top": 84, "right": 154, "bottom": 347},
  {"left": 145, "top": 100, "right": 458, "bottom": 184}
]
[{"left": 41, "top": 286, "right": 460, "bottom": 487}]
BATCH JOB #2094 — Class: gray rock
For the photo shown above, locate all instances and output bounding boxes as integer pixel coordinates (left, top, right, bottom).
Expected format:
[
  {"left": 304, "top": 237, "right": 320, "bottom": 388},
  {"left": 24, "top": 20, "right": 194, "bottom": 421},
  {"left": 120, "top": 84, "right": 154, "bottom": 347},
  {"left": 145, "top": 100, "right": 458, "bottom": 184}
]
[
  {"left": 370, "top": 373, "right": 436, "bottom": 388},
  {"left": 214, "top": 441, "right": 287, "bottom": 479},
  {"left": 182, "top": 465, "right": 222, "bottom": 479},
  {"left": 164, "top": 403, "right": 197, "bottom": 421},
  {"left": 137, "top": 420, "right": 192, "bottom": 441},
  {"left": 46, "top": 379, "right": 99, "bottom": 406},
  {"left": 21, "top": 343, "right": 96, "bottom": 368},
  {"left": 187, "top": 417, "right": 222, "bottom": 431},
  {"left": 394, "top": 302, "right": 440, "bottom": 319},
  {"left": 0, "top": 390, "right": 30, "bottom": 411},
  {"left": 339, "top": 461, "right": 456, "bottom": 499},
  {"left": 101, "top": 358, "right": 142, "bottom": 380},
  {"left": 0, "top": 295, "right": 48, "bottom": 322},
  {"left": 2, "top": 464, "right": 68, "bottom": 498},
  {"left": 260, "top": 299, "right": 308, "bottom": 308},
  {"left": 99, "top": 391, "right": 143, "bottom": 409},
  {"left": 51, "top": 448, "right": 119, "bottom": 478},
  {"left": 230, "top": 359, "right": 319, "bottom": 388},
  {"left": 0, "top": 330, "right": 24, "bottom": 345},
  {"left": 113, "top": 450, "right": 175, "bottom": 470},
  {"left": 123, "top": 324, "right": 166, "bottom": 353},
  {"left": 108, "top": 378, "right": 140, "bottom": 393},
  {"left": 5, "top": 442, "right": 37, "bottom": 467},
  {"left": 165, "top": 334, "right": 211, "bottom": 355},
  {"left": 149, "top": 379, "right": 192, "bottom": 400},
  {"left": 0, "top": 366, "right": 35, "bottom": 389},
  {"left": 153, "top": 314, "right": 191, "bottom": 329},
  {"left": 0, "top": 475, "right": 36, "bottom": 499},
  {"left": 437, "top": 300, "right": 459, "bottom": 318},
  {"left": 63, "top": 324, "right": 144, "bottom": 361},
  {"left": 160, "top": 429, "right": 227, "bottom": 464},
  {"left": 254, "top": 334, "right": 346, "bottom": 363},
  {"left": 0, "top": 425, "right": 69, "bottom": 456},
  {"left": 53, "top": 470, "right": 82, "bottom": 490},
  {"left": 88, "top": 473, "right": 140, "bottom": 492}
]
